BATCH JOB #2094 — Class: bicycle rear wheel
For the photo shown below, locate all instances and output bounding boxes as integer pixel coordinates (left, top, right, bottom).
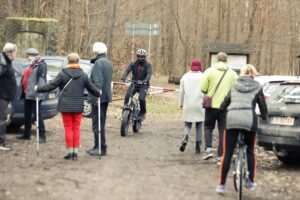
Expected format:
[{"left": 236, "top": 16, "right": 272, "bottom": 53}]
[
  {"left": 120, "top": 110, "right": 131, "bottom": 137},
  {"left": 238, "top": 149, "right": 243, "bottom": 200},
  {"left": 233, "top": 156, "right": 240, "bottom": 191}
]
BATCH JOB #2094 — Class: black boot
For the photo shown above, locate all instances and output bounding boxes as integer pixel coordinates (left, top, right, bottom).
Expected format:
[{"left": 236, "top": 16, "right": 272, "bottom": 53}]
[
  {"left": 139, "top": 100, "right": 146, "bottom": 119},
  {"left": 179, "top": 135, "right": 188, "bottom": 152},
  {"left": 195, "top": 142, "right": 201, "bottom": 154},
  {"left": 64, "top": 153, "right": 73, "bottom": 160},
  {"left": 73, "top": 153, "right": 78, "bottom": 160}
]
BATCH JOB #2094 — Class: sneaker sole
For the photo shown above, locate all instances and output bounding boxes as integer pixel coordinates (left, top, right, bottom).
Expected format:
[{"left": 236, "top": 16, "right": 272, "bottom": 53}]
[
  {"left": 0, "top": 147, "right": 12, "bottom": 151},
  {"left": 202, "top": 154, "right": 213, "bottom": 160}
]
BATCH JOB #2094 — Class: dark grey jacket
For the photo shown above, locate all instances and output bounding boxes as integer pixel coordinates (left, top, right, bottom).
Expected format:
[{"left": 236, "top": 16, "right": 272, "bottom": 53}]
[
  {"left": 121, "top": 60, "right": 152, "bottom": 84},
  {"left": 22, "top": 59, "right": 48, "bottom": 100},
  {"left": 0, "top": 52, "right": 16, "bottom": 101},
  {"left": 88, "top": 54, "right": 113, "bottom": 105},
  {"left": 37, "top": 67, "right": 100, "bottom": 113},
  {"left": 221, "top": 76, "right": 268, "bottom": 132}
]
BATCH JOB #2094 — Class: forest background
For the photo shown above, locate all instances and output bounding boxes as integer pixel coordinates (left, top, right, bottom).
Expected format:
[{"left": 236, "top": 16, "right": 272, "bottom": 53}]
[{"left": 0, "top": 0, "right": 300, "bottom": 77}]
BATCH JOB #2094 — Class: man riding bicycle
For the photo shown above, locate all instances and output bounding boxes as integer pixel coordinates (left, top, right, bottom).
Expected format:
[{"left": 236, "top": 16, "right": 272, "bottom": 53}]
[{"left": 121, "top": 49, "right": 152, "bottom": 119}]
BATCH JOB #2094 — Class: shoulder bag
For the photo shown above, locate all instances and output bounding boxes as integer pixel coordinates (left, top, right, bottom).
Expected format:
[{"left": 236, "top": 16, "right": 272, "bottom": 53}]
[{"left": 202, "top": 70, "right": 227, "bottom": 108}]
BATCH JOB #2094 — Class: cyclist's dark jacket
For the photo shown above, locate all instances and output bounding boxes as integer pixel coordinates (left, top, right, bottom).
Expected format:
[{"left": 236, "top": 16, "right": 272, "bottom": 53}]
[
  {"left": 121, "top": 60, "right": 152, "bottom": 84},
  {"left": 220, "top": 76, "right": 268, "bottom": 132}
]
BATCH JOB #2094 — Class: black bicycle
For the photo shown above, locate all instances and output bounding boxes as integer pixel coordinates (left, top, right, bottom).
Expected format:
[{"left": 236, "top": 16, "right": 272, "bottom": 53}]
[
  {"left": 120, "top": 80, "right": 145, "bottom": 136},
  {"left": 232, "top": 133, "right": 250, "bottom": 200}
]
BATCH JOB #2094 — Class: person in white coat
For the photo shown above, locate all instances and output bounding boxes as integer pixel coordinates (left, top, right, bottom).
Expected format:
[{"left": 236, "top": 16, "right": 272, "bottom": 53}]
[{"left": 179, "top": 59, "right": 205, "bottom": 153}]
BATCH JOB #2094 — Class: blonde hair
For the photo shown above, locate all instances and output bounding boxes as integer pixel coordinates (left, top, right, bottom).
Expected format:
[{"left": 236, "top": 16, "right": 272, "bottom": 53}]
[
  {"left": 67, "top": 53, "right": 80, "bottom": 64},
  {"left": 240, "top": 64, "right": 259, "bottom": 78}
]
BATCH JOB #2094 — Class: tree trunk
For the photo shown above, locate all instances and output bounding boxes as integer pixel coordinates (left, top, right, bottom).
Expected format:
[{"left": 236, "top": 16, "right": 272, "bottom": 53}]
[{"left": 105, "top": 0, "right": 117, "bottom": 57}]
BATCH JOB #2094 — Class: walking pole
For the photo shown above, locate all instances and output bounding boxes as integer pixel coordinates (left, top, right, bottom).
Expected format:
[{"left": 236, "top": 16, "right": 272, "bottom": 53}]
[
  {"left": 98, "top": 97, "right": 101, "bottom": 159},
  {"left": 36, "top": 96, "right": 39, "bottom": 156}
]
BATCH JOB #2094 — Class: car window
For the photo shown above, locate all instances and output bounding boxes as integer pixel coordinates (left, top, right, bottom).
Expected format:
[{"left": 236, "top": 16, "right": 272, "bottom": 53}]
[
  {"left": 269, "top": 84, "right": 300, "bottom": 103},
  {"left": 263, "top": 82, "right": 282, "bottom": 95},
  {"left": 12, "top": 59, "right": 29, "bottom": 76},
  {"left": 80, "top": 63, "right": 93, "bottom": 76},
  {"left": 44, "top": 59, "right": 63, "bottom": 79}
]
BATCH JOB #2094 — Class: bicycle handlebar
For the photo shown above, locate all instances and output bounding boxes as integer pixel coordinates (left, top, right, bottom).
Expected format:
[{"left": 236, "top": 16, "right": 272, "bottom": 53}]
[{"left": 124, "top": 80, "right": 147, "bottom": 85}]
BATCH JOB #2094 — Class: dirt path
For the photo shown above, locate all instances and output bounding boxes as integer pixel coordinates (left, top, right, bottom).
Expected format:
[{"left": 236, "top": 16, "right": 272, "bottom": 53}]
[{"left": 1, "top": 108, "right": 300, "bottom": 200}]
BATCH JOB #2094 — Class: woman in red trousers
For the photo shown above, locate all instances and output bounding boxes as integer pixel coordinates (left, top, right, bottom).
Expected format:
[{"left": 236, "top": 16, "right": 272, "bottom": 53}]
[{"left": 36, "top": 53, "right": 101, "bottom": 160}]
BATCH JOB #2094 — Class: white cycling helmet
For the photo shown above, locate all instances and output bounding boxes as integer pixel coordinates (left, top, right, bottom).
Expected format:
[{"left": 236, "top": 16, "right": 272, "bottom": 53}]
[
  {"left": 136, "top": 49, "right": 147, "bottom": 57},
  {"left": 93, "top": 42, "right": 107, "bottom": 54}
]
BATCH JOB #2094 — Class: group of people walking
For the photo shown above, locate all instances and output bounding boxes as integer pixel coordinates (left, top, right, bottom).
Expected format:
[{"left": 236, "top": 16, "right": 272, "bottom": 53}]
[
  {"left": 1, "top": 41, "right": 267, "bottom": 194},
  {"left": 179, "top": 52, "right": 268, "bottom": 194}
]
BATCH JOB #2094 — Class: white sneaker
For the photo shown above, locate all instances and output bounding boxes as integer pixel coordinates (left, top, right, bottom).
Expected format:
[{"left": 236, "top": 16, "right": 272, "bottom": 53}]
[
  {"left": 216, "top": 157, "right": 222, "bottom": 166},
  {"left": 216, "top": 185, "right": 225, "bottom": 194},
  {"left": 202, "top": 148, "right": 213, "bottom": 160},
  {"left": 0, "top": 142, "right": 12, "bottom": 151}
]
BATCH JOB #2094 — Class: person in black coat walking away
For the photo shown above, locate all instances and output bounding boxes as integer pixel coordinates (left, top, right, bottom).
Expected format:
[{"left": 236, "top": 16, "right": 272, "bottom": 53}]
[
  {"left": 0, "top": 43, "right": 17, "bottom": 151},
  {"left": 36, "top": 53, "right": 101, "bottom": 160},
  {"left": 86, "top": 42, "right": 113, "bottom": 156},
  {"left": 216, "top": 64, "right": 268, "bottom": 194},
  {"left": 17, "top": 48, "right": 48, "bottom": 143},
  {"left": 121, "top": 49, "right": 152, "bottom": 119}
]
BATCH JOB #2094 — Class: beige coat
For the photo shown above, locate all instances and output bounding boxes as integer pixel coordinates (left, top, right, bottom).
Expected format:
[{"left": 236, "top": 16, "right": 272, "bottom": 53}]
[{"left": 179, "top": 71, "right": 205, "bottom": 122}]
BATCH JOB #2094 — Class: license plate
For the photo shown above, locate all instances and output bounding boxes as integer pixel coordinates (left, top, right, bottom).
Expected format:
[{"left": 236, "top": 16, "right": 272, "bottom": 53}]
[{"left": 270, "top": 116, "right": 295, "bottom": 126}]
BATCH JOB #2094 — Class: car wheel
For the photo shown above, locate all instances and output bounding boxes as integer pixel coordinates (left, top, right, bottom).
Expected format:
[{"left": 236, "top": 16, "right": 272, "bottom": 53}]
[
  {"left": 83, "top": 99, "right": 92, "bottom": 117},
  {"left": 277, "top": 152, "right": 300, "bottom": 164}
]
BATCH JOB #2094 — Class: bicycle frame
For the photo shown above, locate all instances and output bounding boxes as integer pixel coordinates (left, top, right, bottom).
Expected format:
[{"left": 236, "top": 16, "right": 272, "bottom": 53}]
[
  {"left": 123, "top": 81, "right": 141, "bottom": 122},
  {"left": 120, "top": 80, "right": 144, "bottom": 136}
]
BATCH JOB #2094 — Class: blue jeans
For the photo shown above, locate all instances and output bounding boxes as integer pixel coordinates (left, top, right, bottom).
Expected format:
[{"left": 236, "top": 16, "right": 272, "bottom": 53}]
[{"left": 184, "top": 121, "right": 203, "bottom": 143}]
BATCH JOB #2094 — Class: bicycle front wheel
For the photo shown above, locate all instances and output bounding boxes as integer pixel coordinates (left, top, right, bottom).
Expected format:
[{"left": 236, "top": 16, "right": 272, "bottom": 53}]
[
  {"left": 133, "top": 120, "right": 141, "bottom": 133},
  {"left": 120, "top": 110, "right": 131, "bottom": 137}
]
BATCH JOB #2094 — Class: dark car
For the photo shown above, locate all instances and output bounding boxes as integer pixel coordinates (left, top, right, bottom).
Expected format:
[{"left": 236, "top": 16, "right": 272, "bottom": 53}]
[
  {"left": 7, "top": 58, "right": 58, "bottom": 129},
  {"left": 41, "top": 56, "right": 93, "bottom": 117},
  {"left": 257, "top": 80, "right": 300, "bottom": 163}
]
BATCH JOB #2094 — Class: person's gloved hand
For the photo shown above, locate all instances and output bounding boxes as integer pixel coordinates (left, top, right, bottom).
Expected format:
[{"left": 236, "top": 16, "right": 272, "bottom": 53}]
[
  {"left": 142, "top": 80, "right": 147, "bottom": 84},
  {"left": 34, "top": 85, "right": 38, "bottom": 91},
  {"left": 99, "top": 90, "right": 102, "bottom": 97}
]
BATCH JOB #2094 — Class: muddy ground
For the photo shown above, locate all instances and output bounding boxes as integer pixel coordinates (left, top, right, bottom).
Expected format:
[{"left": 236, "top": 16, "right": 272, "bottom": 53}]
[{"left": 1, "top": 102, "right": 300, "bottom": 200}]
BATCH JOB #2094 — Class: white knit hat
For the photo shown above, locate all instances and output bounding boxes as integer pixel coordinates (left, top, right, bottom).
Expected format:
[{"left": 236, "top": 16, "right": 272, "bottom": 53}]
[{"left": 93, "top": 42, "right": 107, "bottom": 54}]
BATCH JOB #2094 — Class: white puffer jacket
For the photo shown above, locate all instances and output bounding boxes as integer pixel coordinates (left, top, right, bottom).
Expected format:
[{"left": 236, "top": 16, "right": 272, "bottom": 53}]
[{"left": 179, "top": 71, "right": 205, "bottom": 122}]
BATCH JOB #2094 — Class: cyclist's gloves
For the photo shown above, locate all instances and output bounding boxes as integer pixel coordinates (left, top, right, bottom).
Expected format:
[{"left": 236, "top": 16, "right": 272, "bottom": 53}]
[
  {"left": 142, "top": 80, "right": 147, "bottom": 84},
  {"left": 138, "top": 80, "right": 147, "bottom": 85}
]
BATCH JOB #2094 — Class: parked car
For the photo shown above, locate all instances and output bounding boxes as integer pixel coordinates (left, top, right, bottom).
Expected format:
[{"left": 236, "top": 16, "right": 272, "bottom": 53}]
[
  {"left": 41, "top": 56, "right": 93, "bottom": 117},
  {"left": 7, "top": 58, "right": 58, "bottom": 129},
  {"left": 257, "top": 80, "right": 300, "bottom": 163}
]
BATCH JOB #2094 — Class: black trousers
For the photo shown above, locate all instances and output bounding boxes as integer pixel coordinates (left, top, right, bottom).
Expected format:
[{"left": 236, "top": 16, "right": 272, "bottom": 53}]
[
  {"left": 204, "top": 108, "right": 226, "bottom": 157},
  {"left": 124, "top": 83, "right": 148, "bottom": 114},
  {"left": 0, "top": 99, "right": 9, "bottom": 144},
  {"left": 23, "top": 99, "right": 46, "bottom": 139},
  {"left": 219, "top": 129, "right": 256, "bottom": 185},
  {"left": 92, "top": 102, "right": 109, "bottom": 150}
]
